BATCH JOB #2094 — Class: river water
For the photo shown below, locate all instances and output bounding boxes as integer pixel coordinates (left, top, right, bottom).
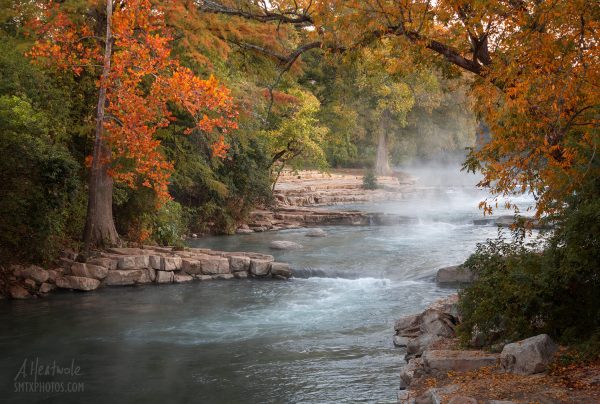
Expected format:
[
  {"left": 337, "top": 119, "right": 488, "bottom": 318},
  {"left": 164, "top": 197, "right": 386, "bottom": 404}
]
[{"left": 0, "top": 170, "right": 535, "bottom": 403}]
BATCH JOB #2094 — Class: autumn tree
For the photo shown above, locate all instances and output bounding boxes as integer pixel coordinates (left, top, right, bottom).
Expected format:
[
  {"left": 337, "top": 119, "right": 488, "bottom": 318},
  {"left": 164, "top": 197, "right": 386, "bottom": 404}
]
[
  {"left": 198, "top": 0, "right": 599, "bottom": 217},
  {"left": 28, "top": 0, "right": 237, "bottom": 248}
]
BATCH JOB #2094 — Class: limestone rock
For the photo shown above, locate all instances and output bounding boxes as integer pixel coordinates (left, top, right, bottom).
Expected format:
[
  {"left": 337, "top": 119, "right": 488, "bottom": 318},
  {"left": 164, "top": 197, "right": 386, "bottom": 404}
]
[
  {"left": 182, "top": 256, "right": 229, "bottom": 275},
  {"left": 195, "top": 275, "right": 213, "bottom": 281},
  {"left": 39, "top": 283, "right": 56, "bottom": 294},
  {"left": 420, "top": 309, "right": 456, "bottom": 338},
  {"left": 149, "top": 255, "right": 162, "bottom": 270},
  {"left": 146, "top": 268, "right": 156, "bottom": 282},
  {"left": 70, "top": 262, "right": 108, "bottom": 280},
  {"left": 47, "top": 269, "right": 60, "bottom": 283},
  {"left": 24, "top": 279, "right": 37, "bottom": 289},
  {"left": 15, "top": 265, "right": 49, "bottom": 284},
  {"left": 407, "top": 334, "right": 444, "bottom": 359},
  {"left": 422, "top": 350, "right": 499, "bottom": 373},
  {"left": 236, "top": 228, "right": 254, "bottom": 234},
  {"left": 228, "top": 256, "right": 251, "bottom": 272},
  {"left": 250, "top": 259, "right": 271, "bottom": 276},
  {"left": 269, "top": 240, "right": 303, "bottom": 250},
  {"left": 107, "top": 247, "right": 146, "bottom": 255},
  {"left": 305, "top": 228, "right": 327, "bottom": 237},
  {"left": 394, "top": 336, "right": 410, "bottom": 348},
  {"left": 174, "top": 273, "right": 193, "bottom": 283},
  {"left": 160, "top": 256, "right": 182, "bottom": 271},
  {"left": 104, "top": 270, "right": 147, "bottom": 286},
  {"left": 9, "top": 285, "right": 30, "bottom": 299},
  {"left": 270, "top": 262, "right": 292, "bottom": 278},
  {"left": 56, "top": 276, "right": 100, "bottom": 291},
  {"left": 500, "top": 334, "right": 558, "bottom": 375},
  {"left": 87, "top": 257, "right": 117, "bottom": 270},
  {"left": 395, "top": 313, "right": 422, "bottom": 338},
  {"left": 182, "top": 259, "right": 201, "bottom": 274},
  {"left": 436, "top": 265, "right": 475, "bottom": 284},
  {"left": 156, "top": 270, "right": 174, "bottom": 284},
  {"left": 400, "top": 358, "right": 424, "bottom": 389},
  {"left": 117, "top": 255, "right": 149, "bottom": 270}
]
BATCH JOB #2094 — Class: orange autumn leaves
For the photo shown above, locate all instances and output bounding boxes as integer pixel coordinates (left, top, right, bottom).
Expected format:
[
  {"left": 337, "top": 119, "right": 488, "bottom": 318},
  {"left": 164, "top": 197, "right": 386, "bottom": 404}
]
[{"left": 28, "top": 0, "right": 237, "bottom": 202}]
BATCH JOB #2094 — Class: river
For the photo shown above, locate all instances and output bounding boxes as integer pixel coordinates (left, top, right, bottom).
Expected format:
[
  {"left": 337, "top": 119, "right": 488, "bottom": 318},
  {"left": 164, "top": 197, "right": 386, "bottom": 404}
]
[{"left": 0, "top": 169, "right": 535, "bottom": 403}]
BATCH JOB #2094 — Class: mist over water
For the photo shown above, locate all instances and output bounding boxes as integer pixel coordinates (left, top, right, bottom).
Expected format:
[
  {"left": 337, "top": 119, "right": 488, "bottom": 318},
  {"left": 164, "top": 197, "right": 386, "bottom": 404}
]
[{"left": 0, "top": 163, "right": 538, "bottom": 403}]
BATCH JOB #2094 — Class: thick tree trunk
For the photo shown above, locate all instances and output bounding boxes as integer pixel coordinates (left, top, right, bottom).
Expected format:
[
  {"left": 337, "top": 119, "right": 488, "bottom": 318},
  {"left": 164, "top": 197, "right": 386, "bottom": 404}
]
[
  {"left": 374, "top": 130, "right": 391, "bottom": 176},
  {"left": 83, "top": 0, "right": 118, "bottom": 249}
]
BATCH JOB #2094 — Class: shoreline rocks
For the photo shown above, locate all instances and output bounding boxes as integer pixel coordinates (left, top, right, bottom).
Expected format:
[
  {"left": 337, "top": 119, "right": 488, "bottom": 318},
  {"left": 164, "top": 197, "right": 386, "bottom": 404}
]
[
  {"left": 395, "top": 295, "right": 561, "bottom": 403},
  {"left": 1, "top": 246, "right": 294, "bottom": 300}
]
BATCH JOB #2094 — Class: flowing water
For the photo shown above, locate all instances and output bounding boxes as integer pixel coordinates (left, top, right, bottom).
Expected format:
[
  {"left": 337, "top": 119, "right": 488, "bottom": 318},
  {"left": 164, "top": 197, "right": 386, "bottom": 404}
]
[{"left": 0, "top": 169, "right": 536, "bottom": 403}]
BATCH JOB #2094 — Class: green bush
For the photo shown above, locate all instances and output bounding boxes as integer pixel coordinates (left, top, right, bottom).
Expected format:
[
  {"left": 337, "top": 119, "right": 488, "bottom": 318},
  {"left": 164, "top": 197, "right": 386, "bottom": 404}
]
[
  {"left": 362, "top": 170, "right": 379, "bottom": 190},
  {"left": 458, "top": 175, "right": 600, "bottom": 349},
  {"left": 0, "top": 97, "right": 81, "bottom": 263}
]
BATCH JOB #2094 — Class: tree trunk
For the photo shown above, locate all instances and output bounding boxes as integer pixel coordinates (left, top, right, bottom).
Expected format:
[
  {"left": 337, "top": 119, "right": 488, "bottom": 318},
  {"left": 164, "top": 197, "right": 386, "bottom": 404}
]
[
  {"left": 83, "top": 0, "right": 118, "bottom": 249},
  {"left": 374, "top": 130, "right": 391, "bottom": 176}
]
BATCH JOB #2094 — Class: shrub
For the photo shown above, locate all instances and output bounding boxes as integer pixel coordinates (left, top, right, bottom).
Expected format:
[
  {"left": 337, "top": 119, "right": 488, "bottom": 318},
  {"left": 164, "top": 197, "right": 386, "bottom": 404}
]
[
  {"left": 362, "top": 170, "right": 379, "bottom": 190},
  {"left": 458, "top": 175, "right": 600, "bottom": 348}
]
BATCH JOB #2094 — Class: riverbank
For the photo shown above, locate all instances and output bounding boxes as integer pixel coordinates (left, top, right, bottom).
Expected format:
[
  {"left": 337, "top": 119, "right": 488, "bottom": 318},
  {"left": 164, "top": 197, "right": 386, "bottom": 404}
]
[
  {"left": 394, "top": 293, "right": 600, "bottom": 403},
  {"left": 1, "top": 246, "right": 293, "bottom": 300},
  {"left": 240, "top": 169, "right": 416, "bottom": 233}
]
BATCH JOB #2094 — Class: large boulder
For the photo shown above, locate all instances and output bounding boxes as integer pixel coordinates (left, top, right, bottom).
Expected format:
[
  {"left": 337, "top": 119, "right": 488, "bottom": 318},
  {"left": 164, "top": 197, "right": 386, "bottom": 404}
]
[
  {"left": 70, "top": 263, "right": 108, "bottom": 280},
  {"left": 55, "top": 276, "right": 100, "bottom": 291},
  {"left": 250, "top": 259, "right": 271, "bottom": 276},
  {"left": 420, "top": 309, "right": 456, "bottom": 338},
  {"left": 422, "top": 350, "right": 499, "bottom": 373},
  {"left": 14, "top": 265, "right": 49, "bottom": 284},
  {"left": 436, "top": 265, "right": 475, "bottom": 284},
  {"left": 269, "top": 240, "right": 303, "bottom": 250},
  {"left": 500, "top": 334, "right": 558, "bottom": 375}
]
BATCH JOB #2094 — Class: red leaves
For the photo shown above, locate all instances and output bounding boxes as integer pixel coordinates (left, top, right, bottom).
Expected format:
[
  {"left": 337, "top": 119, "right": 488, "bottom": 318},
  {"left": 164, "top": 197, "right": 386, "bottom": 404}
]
[{"left": 28, "top": 0, "right": 238, "bottom": 203}]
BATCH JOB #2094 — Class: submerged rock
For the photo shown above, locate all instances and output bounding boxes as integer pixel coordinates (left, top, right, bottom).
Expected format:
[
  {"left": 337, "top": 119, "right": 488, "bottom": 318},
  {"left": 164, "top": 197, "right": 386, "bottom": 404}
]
[
  {"left": 500, "top": 334, "right": 558, "bottom": 375},
  {"left": 270, "top": 262, "right": 292, "bottom": 278},
  {"left": 305, "top": 228, "right": 327, "bottom": 237},
  {"left": 269, "top": 240, "right": 303, "bottom": 250}
]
